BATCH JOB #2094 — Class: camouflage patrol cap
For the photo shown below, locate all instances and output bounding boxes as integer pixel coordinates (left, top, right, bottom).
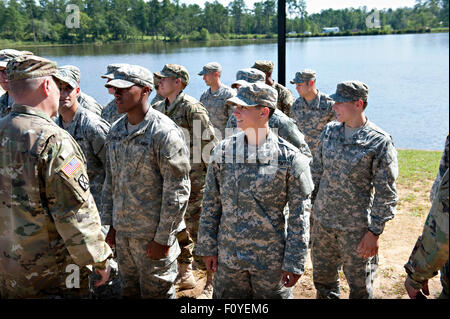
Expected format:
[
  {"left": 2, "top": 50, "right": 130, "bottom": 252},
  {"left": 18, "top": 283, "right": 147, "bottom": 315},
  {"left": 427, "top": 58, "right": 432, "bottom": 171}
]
[
  {"left": 0, "top": 49, "right": 33, "bottom": 68},
  {"left": 101, "top": 63, "right": 129, "bottom": 79},
  {"left": 6, "top": 55, "right": 58, "bottom": 81},
  {"left": 330, "top": 80, "right": 369, "bottom": 103},
  {"left": 252, "top": 60, "right": 274, "bottom": 74},
  {"left": 155, "top": 64, "right": 190, "bottom": 85},
  {"left": 226, "top": 82, "right": 278, "bottom": 109},
  {"left": 53, "top": 65, "right": 81, "bottom": 89},
  {"left": 105, "top": 64, "right": 154, "bottom": 89},
  {"left": 290, "top": 69, "right": 316, "bottom": 84},
  {"left": 231, "top": 68, "right": 266, "bottom": 88},
  {"left": 198, "top": 62, "right": 222, "bottom": 76}
]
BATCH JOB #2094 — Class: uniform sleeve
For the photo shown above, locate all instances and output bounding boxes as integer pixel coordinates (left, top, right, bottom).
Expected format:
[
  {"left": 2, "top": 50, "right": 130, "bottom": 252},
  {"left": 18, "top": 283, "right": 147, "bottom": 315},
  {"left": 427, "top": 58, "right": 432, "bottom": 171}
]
[
  {"left": 42, "top": 134, "right": 112, "bottom": 267},
  {"left": 90, "top": 119, "right": 110, "bottom": 166},
  {"left": 100, "top": 142, "right": 113, "bottom": 226},
  {"left": 404, "top": 169, "right": 449, "bottom": 289},
  {"left": 279, "top": 119, "right": 312, "bottom": 161},
  {"left": 153, "top": 129, "right": 191, "bottom": 246},
  {"left": 430, "top": 135, "right": 449, "bottom": 202},
  {"left": 368, "top": 140, "right": 399, "bottom": 235},
  {"left": 280, "top": 88, "right": 295, "bottom": 115},
  {"left": 283, "top": 152, "right": 314, "bottom": 275},
  {"left": 195, "top": 148, "right": 223, "bottom": 257},
  {"left": 310, "top": 129, "right": 326, "bottom": 203}
]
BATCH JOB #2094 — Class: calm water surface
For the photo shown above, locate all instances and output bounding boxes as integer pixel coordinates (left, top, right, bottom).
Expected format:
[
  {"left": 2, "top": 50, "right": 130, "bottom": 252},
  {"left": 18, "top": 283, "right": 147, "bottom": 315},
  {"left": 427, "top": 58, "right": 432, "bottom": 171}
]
[{"left": 14, "top": 33, "right": 449, "bottom": 150}]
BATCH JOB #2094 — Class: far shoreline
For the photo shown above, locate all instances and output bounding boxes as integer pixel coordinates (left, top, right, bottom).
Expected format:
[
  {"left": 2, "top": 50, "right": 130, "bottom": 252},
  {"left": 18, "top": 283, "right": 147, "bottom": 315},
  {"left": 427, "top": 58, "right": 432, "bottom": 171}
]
[{"left": 2, "top": 28, "right": 448, "bottom": 49}]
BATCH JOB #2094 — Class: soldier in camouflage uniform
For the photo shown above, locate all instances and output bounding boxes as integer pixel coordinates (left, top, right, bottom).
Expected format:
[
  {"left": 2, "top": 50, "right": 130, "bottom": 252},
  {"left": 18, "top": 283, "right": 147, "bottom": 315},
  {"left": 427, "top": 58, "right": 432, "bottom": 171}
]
[
  {"left": 196, "top": 82, "right": 313, "bottom": 299},
  {"left": 404, "top": 168, "right": 449, "bottom": 299},
  {"left": 53, "top": 66, "right": 122, "bottom": 298},
  {"left": 101, "top": 63, "right": 129, "bottom": 125},
  {"left": 0, "top": 55, "right": 112, "bottom": 298},
  {"left": 153, "top": 64, "right": 218, "bottom": 295},
  {"left": 101, "top": 65, "right": 191, "bottom": 298},
  {"left": 252, "top": 60, "right": 294, "bottom": 116},
  {"left": 199, "top": 62, "right": 236, "bottom": 140},
  {"left": 0, "top": 49, "right": 33, "bottom": 118},
  {"left": 150, "top": 73, "right": 165, "bottom": 106},
  {"left": 55, "top": 65, "right": 103, "bottom": 116},
  {"left": 289, "top": 70, "right": 335, "bottom": 157},
  {"left": 404, "top": 134, "right": 449, "bottom": 299},
  {"left": 311, "top": 81, "right": 399, "bottom": 299},
  {"left": 227, "top": 69, "right": 311, "bottom": 160}
]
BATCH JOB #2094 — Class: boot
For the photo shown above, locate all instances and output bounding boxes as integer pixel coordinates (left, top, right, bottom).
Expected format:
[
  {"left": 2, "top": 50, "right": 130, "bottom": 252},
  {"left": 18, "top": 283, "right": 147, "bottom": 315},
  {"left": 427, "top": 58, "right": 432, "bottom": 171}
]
[
  {"left": 197, "top": 271, "right": 214, "bottom": 299},
  {"left": 176, "top": 263, "right": 197, "bottom": 290}
]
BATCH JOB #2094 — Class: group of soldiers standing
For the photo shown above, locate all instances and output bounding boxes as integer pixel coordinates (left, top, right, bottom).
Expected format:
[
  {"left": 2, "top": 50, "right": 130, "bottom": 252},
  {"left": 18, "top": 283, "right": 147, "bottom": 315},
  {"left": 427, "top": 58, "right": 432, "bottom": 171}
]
[{"left": 0, "top": 48, "right": 448, "bottom": 300}]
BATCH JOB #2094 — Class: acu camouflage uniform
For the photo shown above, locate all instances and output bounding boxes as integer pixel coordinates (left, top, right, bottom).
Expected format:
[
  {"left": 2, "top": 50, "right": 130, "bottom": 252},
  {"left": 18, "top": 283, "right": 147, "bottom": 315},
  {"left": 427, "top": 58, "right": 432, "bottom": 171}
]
[
  {"left": 289, "top": 71, "right": 335, "bottom": 157},
  {"left": 151, "top": 93, "right": 165, "bottom": 106},
  {"left": 101, "top": 106, "right": 191, "bottom": 298},
  {"left": 407, "top": 133, "right": 450, "bottom": 298},
  {"left": 196, "top": 130, "right": 313, "bottom": 298},
  {"left": 200, "top": 84, "right": 236, "bottom": 140},
  {"left": 405, "top": 168, "right": 449, "bottom": 299},
  {"left": 311, "top": 81, "right": 398, "bottom": 299},
  {"left": 196, "top": 82, "right": 313, "bottom": 299},
  {"left": 0, "top": 91, "right": 14, "bottom": 118},
  {"left": 154, "top": 64, "right": 218, "bottom": 268},
  {"left": 0, "top": 105, "right": 112, "bottom": 298},
  {"left": 100, "top": 63, "right": 129, "bottom": 125},
  {"left": 78, "top": 91, "right": 103, "bottom": 117}
]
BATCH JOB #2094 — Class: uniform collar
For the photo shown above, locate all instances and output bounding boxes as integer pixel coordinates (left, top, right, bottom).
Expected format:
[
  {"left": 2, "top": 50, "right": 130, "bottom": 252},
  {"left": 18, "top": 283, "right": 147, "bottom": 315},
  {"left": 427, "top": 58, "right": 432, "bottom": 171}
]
[
  {"left": 340, "top": 117, "right": 371, "bottom": 146},
  {"left": 11, "top": 104, "right": 55, "bottom": 123},
  {"left": 112, "top": 104, "right": 153, "bottom": 141},
  {"left": 234, "top": 130, "right": 278, "bottom": 164}
]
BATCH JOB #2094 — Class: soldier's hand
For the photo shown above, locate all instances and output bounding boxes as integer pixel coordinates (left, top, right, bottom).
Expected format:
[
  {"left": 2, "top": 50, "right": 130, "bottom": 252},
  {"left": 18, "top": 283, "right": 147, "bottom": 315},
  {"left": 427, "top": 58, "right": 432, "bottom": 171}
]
[
  {"left": 105, "top": 226, "right": 116, "bottom": 249},
  {"left": 147, "top": 240, "right": 170, "bottom": 260},
  {"left": 404, "top": 278, "right": 430, "bottom": 299},
  {"left": 357, "top": 231, "right": 379, "bottom": 258},
  {"left": 203, "top": 256, "right": 218, "bottom": 272},
  {"left": 94, "top": 265, "right": 111, "bottom": 287},
  {"left": 282, "top": 271, "right": 301, "bottom": 288}
]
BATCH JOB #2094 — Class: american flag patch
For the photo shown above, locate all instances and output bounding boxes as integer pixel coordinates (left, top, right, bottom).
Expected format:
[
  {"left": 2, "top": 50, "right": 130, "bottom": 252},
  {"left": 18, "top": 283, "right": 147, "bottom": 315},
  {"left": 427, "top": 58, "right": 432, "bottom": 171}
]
[{"left": 61, "top": 156, "right": 82, "bottom": 178}]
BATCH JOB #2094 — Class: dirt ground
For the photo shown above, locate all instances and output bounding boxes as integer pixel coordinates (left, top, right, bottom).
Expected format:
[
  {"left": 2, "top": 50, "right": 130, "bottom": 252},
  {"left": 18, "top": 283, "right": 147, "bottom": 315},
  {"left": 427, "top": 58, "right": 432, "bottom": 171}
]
[{"left": 178, "top": 178, "right": 444, "bottom": 299}]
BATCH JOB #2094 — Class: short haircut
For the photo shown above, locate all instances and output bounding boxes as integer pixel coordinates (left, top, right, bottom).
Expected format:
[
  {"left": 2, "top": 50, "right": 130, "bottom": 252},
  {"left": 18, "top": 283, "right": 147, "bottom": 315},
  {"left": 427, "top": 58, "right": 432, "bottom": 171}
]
[{"left": 9, "top": 76, "right": 49, "bottom": 95}]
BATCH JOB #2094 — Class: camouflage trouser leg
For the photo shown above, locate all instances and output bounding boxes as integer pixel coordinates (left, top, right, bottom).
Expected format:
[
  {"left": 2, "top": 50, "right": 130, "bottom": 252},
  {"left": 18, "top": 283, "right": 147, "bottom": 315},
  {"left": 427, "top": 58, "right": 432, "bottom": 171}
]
[
  {"left": 440, "top": 260, "right": 449, "bottom": 299},
  {"left": 213, "top": 263, "right": 293, "bottom": 299},
  {"left": 116, "top": 235, "right": 177, "bottom": 299},
  {"left": 176, "top": 228, "right": 194, "bottom": 265},
  {"left": 185, "top": 192, "right": 206, "bottom": 270},
  {"left": 312, "top": 222, "right": 377, "bottom": 299}
]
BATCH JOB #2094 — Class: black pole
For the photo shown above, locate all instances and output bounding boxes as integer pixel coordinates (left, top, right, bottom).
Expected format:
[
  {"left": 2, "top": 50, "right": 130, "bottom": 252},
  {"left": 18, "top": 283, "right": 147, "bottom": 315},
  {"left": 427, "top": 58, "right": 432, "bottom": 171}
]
[{"left": 278, "top": 0, "right": 286, "bottom": 86}]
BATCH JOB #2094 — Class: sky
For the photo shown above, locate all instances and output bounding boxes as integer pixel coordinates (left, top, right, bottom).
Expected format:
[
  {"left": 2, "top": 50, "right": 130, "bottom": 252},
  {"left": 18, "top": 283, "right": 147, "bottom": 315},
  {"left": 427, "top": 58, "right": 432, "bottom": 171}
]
[{"left": 179, "top": 0, "right": 417, "bottom": 14}]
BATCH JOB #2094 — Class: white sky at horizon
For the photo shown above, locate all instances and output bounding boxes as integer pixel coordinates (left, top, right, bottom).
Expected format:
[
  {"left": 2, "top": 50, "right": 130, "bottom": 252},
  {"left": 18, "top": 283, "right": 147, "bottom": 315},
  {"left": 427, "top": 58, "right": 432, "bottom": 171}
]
[{"left": 179, "top": 0, "right": 417, "bottom": 14}]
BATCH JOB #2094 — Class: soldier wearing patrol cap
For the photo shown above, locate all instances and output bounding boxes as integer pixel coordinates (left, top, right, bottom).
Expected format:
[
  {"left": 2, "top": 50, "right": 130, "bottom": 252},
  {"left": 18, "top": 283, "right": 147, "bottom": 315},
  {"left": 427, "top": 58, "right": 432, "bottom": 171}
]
[
  {"left": 196, "top": 82, "right": 313, "bottom": 298},
  {"left": 252, "top": 60, "right": 295, "bottom": 116},
  {"left": 227, "top": 68, "right": 312, "bottom": 160},
  {"left": 154, "top": 64, "right": 218, "bottom": 295},
  {"left": 311, "top": 80, "right": 399, "bottom": 299},
  {"left": 0, "top": 49, "right": 33, "bottom": 118},
  {"left": 53, "top": 65, "right": 103, "bottom": 117},
  {"left": 53, "top": 66, "right": 122, "bottom": 299},
  {"left": 230, "top": 68, "right": 266, "bottom": 90},
  {"left": 101, "top": 63, "right": 129, "bottom": 125},
  {"left": 0, "top": 55, "right": 113, "bottom": 298},
  {"left": 199, "top": 62, "right": 236, "bottom": 141},
  {"left": 289, "top": 69, "right": 335, "bottom": 157},
  {"left": 101, "top": 64, "right": 191, "bottom": 298}
]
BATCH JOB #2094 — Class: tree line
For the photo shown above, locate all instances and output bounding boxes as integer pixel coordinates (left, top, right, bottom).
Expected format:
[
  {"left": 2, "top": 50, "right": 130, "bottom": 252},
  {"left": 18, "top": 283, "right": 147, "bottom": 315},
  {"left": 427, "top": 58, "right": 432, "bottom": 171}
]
[{"left": 0, "top": 0, "right": 448, "bottom": 44}]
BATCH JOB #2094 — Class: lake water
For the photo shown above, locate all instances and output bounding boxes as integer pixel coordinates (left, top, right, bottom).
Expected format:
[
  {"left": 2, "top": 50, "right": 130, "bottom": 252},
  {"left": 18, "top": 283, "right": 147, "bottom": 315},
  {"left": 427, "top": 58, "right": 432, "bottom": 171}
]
[{"left": 14, "top": 33, "right": 449, "bottom": 150}]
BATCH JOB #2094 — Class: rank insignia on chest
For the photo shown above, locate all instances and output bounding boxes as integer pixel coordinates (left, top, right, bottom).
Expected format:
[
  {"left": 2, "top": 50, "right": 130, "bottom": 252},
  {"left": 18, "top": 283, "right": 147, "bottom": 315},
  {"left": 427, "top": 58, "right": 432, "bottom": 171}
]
[{"left": 62, "top": 156, "right": 82, "bottom": 178}]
